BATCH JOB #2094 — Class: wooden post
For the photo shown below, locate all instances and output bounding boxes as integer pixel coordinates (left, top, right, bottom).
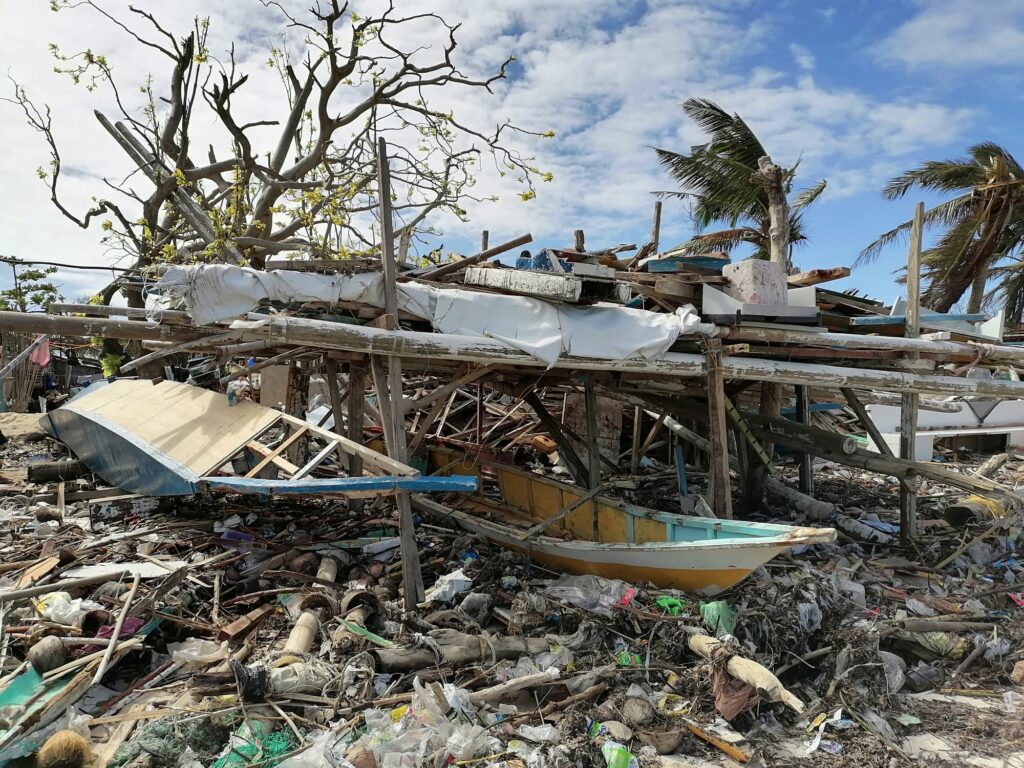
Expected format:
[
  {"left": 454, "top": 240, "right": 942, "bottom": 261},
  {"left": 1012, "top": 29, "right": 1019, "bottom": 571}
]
[
  {"left": 583, "top": 377, "right": 601, "bottom": 490},
  {"left": 347, "top": 361, "right": 366, "bottom": 513},
  {"left": 650, "top": 201, "right": 662, "bottom": 254},
  {"left": 630, "top": 407, "right": 643, "bottom": 474},
  {"left": 574, "top": 229, "right": 585, "bottom": 253},
  {"left": 796, "top": 385, "right": 813, "bottom": 496},
  {"left": 705, "top": 339, "right": 733, "bottom": 519},
  {"left": 376, "top": 137, "right": 424, "bottom": 606},
  {"left": 900, "top": 202, "right": 924, "bottom": 545},
  {"left": 481, "top": 230, "right": 489, "bottom": 251},
  {"left": 475, "top": 383, "right": 484, "bottom": 445},
  {"left": 524, "top": 391, "right": 590, "bottom": 487},
  {"left": 323, "top": 359, "right": 345, "bottom": 434}
]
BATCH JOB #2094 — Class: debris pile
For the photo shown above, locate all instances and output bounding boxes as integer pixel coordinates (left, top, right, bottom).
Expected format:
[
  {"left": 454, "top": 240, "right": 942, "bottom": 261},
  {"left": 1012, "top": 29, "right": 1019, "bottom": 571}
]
[{"left": 0, "top": 419, "right": 1021, "bottom": 767}]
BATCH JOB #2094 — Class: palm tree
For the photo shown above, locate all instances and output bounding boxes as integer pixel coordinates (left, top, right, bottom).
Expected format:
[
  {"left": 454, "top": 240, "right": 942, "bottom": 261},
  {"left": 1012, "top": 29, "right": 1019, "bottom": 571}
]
[
  {"left": 654, "top": 98, "right": 826, "bottom": 261},
  {"left": 859, "top": 143, "right": 1024, "bottom": 314}
]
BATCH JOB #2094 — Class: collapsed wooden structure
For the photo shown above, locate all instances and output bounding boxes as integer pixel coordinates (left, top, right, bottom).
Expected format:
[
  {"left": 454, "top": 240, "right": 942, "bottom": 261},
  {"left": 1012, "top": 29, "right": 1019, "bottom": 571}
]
[{"left": 5, "top": 130, "right": 1024, "bottom": 608}]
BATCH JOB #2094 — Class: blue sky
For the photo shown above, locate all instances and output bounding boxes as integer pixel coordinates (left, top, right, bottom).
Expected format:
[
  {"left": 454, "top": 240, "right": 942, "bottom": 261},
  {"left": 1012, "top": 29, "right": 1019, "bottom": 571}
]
[{"left": 1, "top": 0, "right": 1021, "bottom": 307}]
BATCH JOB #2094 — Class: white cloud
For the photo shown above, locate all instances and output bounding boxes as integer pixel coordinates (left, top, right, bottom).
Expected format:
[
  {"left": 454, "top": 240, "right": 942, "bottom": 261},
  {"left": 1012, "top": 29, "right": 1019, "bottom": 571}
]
[
  {"left": 789, "top": 43, "right": 815, "bottom": 71},
  {"left": 875, "top": 0, "right": 1024, "bottom": 69},
  {"left": 0, "top": 0, "right": 979, "bottom": 296}
]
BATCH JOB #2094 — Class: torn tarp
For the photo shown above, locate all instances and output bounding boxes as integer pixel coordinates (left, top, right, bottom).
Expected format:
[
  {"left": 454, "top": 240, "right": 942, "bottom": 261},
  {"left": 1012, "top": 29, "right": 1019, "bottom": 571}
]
[{"left": 155, "top": 264, "right": 714, "bottom": 366}]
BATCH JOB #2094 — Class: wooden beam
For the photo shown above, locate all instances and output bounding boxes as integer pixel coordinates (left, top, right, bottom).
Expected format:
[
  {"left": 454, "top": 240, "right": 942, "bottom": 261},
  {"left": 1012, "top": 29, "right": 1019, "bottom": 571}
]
[
  {"left": 279, "top": 412, "right": 415, "bottom": 477},
  {"left": 584, "top": 377, "right": 601, "bottom": 490},
  {"left": 706, "top": 339, "right": 733, "bottom": 519},
  {"left": 517, "top": 484, "right": 605, "bottom": 541},
  {"left": 120, "top": 332, "right": 240, "bottom": 373},
  {"left": 246, "top": 440, "right": 301, "bottom": 475},
  {"left": 245, "top": 426, "right": 308, "bottom": 478},
  {"left": 291, "top": 440, "right": 340, "bottom": 480},
  {"left": 650, "top": 201, "right": 662, "bottom": 254},
  {"left": 50, "top": 304, "right": 193, "bottom": 325},
  {"left": 523, "top": 391, "right": 590, "bottom": 487},
  {"left": 901, "top": 202, "right": 924, "bottom": 545},
  {"left": 376, "top": 137, "right": 423, "bottom": 607},
  {"left": 324, "top": 359, "right": 346, "bottom": 436},
  {"left": 219, "top": 346, "right": 309, "bottom": 384},
  {"left": 840, "top": 388, "right": 895, "bottom": 458},
  {"left": 787, "top": 267, "right": 850, "bottom": 287},
  {"left": 347, "top": 362, "right": 366, "bottom": 513},
  {"left": 417, "top": 233, "right": 533, "bottom": 281},
  {"left": 796, "top": 385, "right": 813, "bottom": 496}
]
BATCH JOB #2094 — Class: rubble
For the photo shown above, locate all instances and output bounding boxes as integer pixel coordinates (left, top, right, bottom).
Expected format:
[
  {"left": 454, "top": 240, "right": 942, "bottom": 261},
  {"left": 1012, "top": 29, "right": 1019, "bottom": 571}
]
[
  {"left": 0, "top": 411, "right": 1021, "bottom": 766},
  {"left": 0, "top": 136, "right": 1022, "bottom": 767}
]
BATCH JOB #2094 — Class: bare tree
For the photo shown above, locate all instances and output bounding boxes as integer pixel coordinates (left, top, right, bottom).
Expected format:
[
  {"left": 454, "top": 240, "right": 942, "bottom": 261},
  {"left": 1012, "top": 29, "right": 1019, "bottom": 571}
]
[{"left": 7, "top": 0, "right": 551, "bottom": 306}]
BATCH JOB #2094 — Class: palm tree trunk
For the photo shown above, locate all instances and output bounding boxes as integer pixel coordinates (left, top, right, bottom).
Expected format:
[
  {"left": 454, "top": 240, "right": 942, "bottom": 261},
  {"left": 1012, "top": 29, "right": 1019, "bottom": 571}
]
[{"left": 966, "top": 259, "right": 989, "bottom": 313}]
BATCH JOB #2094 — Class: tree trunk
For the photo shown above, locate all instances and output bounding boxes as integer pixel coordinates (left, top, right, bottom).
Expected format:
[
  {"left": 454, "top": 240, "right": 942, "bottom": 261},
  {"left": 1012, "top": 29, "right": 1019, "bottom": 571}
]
[
  {"left": 748, "top": 156, "right": 791, "bottom": 512},
  {"left": 966, "top": 263, "right": 988, "bottom": 314},
  {"left": 751, "top": 156, "right": 790, "bottom": 269}
]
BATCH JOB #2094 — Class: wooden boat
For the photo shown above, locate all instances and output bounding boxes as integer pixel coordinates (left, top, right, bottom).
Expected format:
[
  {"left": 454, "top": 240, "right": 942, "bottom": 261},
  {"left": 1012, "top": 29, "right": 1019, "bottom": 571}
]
[
  {"left": 42, "top": 379, "right": 476, "bottom": 498},
  {"left": 418, "top": 447, "right": 835, "bottom": 594}
]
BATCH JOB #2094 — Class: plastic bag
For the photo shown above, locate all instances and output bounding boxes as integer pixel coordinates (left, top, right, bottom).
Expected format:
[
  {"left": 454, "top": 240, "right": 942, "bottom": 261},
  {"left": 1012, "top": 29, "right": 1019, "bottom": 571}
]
[
  {"left": 276, "top": 730, "right": 353, "bottom": 768},
  {"left": 542, "top": 574, "right": 634, "bottom": 616},
  {"left": 699, "top": 600, "right": 737, "bottom": 637},
  {"left": 168, "top": 638, "right": 229, "bottom": 664},
  {"left": 35, "top": 592, "right": 103, "bottom": 626},
  {"left": 518, "top": 724, "right": 561, "bottom": 744},
  {"left": 422, "top": 568, "right": 473, "bottom": 604},
  {"left": 600, "top": 741, "right": 639, "bottom": 768}
]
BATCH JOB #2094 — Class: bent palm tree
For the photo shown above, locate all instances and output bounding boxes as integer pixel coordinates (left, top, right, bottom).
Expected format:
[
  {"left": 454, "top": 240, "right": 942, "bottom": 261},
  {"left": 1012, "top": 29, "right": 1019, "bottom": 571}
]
[
  {"left": 859, "top": 143, "right": 1024, "bottom": 314},
  {"left": 654, "top": 98, "right": 826, "bottom": 262}
]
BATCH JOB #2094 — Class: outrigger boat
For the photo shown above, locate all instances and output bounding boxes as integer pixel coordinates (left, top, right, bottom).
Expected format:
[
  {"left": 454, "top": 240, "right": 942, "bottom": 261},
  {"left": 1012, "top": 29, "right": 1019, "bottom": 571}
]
[{"left": 418, "top": 447, "right": 835, "bottom": 594}]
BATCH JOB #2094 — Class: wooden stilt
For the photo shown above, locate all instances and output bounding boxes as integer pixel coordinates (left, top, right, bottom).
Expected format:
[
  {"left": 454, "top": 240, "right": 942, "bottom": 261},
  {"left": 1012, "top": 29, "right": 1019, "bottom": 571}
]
[
  {"left": 347, "top": 362, "right": 366, "bottom": 513},
  {"left": 583, "top": 377, "right": 601, "bottom": 490},
  {"left": 705, "top": 339, "right": 733, "bottom": 519},
  {"left": 630, "top": 407, "right": 643, "bottom": 474},
  {"left": 796, "top": 385, "right": 813, "bottom": 496},
  {"left": 901, "top": 202, "right": 925, "bottom": 545},
  {"left": 375, "top": 137, "right": 424, "bottom": 606}
]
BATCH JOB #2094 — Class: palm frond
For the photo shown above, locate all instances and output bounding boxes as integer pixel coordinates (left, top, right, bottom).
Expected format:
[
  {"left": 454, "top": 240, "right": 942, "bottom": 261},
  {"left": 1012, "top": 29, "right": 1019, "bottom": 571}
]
[
  {"left": 856, "top": 195, "right": 975, "bottom": 265},
  {"left": 792, "top": 179, "right": 826, "bottom": 210},
  {"left": 672, "top": 227, "right": 761, "bottom": 255},
  {"left": 882, "top": 159, "right": 982, "bottom": 200}
]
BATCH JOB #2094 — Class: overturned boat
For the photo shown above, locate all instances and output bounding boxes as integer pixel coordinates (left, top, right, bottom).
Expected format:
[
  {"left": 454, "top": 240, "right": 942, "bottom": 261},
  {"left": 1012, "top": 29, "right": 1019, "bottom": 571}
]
[
  {"left": 418, "top": 447, "right": 836, "bottom": 594},
  {"left": 42, "top": 379, "right": 476, "bottom": 498}
]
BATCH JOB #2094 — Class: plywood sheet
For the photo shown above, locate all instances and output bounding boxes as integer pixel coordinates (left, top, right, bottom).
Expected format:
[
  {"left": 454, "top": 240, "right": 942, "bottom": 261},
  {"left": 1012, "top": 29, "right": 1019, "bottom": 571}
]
[{"left": 66, "top": 380, "right": 280, "bottom": 476}]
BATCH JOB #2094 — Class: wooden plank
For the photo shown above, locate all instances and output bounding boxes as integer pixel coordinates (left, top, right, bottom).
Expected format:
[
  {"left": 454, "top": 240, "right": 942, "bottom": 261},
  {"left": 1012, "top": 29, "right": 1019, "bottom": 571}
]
[
  {"left": 652, "top": 275, "right": 699, "bottom": 300},
  {"left": 291, "top": 440, "right": 339, "bottom": 480},
  {"left": 841, "top": 388, "right": 895, "bottom": 458},
  {"left": 787, "top": 267, "right": 850, "bottom": 287},
  {"left": 245, "top": 441, "right": 301, "bottom": 475},
  {"left": 901, "top": 202, "right": 924, "bottom": 545},
  {"left": 244, "top": 426, "right": 308, "bottom": 478},
  {"left": 705, "top": 339, "right": 733, "bottom": 519},
  {"left": 279, "top": 412, "right": 416, "bottom": 477},
  {"left": 219, "top": 604, "right": 276, "bottom": 642},
  {"left": 517, "top": 484, "right": 605, "bottom": 541},
  {"left": 584, "top": 377, "right": 601, "bottom": 491}
]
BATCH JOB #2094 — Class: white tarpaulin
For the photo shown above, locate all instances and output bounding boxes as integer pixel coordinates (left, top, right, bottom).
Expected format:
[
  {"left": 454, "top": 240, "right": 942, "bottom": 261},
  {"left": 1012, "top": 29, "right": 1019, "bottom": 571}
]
[{"left": 155, "top": 264, "right": 714, "bottom": 366}]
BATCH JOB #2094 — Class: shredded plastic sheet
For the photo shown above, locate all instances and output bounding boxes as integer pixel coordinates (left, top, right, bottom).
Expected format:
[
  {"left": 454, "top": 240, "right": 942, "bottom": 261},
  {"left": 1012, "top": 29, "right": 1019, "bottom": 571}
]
[{"left": 156, "top": 265, "right": 715, "bottom": 366}]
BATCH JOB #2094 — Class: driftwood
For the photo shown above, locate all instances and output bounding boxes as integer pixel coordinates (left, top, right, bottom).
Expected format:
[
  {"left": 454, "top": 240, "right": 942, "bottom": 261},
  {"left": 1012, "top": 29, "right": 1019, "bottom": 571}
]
[
  {"left": 688, "top": 634, "right": 804, "bottom": 714},
  {"left": 370, "top": 629, "right": 549, "bottom": 672}
]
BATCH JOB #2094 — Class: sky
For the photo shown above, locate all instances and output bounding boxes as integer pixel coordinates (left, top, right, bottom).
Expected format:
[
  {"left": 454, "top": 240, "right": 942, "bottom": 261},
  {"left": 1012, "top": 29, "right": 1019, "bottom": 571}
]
[{"left": 1, "top": 0, "right": 1021, "bottom": 305}]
